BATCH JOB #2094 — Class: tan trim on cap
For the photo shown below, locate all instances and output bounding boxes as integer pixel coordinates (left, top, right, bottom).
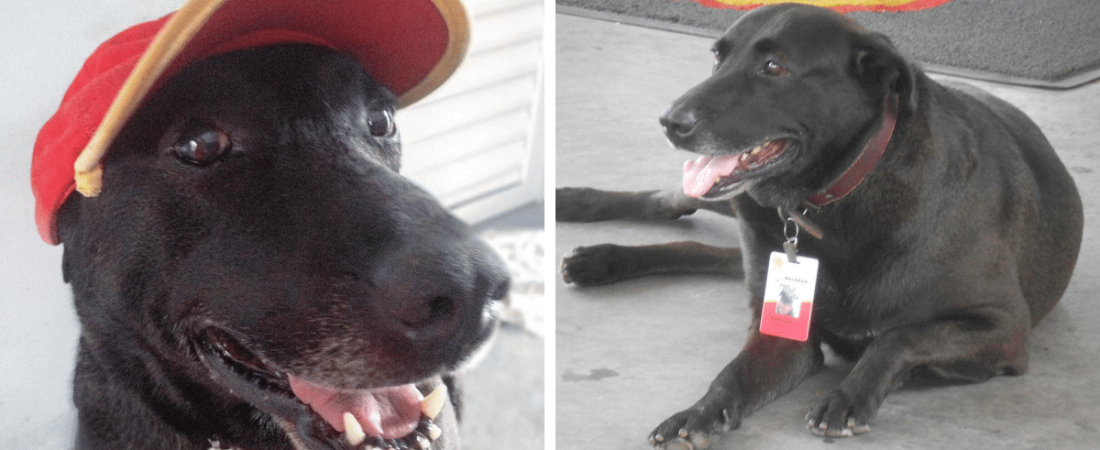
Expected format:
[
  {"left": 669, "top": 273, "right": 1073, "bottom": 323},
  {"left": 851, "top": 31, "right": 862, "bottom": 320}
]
[
  {"left": 74, "top": 0, "right": 230, "bottom": 197},
  {"left": 396, "top": 0, "right": 471, "bottom": 109}
]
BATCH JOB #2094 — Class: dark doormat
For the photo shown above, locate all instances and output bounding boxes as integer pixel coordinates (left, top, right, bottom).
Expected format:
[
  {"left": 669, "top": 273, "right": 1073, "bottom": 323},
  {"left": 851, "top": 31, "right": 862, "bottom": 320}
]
[{"left": 558, "top": 0, "right": 1100, "bottom": 89}]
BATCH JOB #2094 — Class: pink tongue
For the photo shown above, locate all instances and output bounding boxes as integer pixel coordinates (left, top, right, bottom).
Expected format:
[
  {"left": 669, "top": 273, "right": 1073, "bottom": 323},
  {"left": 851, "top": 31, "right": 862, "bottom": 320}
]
[
  {"left": 682, "top": 154, "right": 741, "bottom": 198},
  {"left": 288, "top": 375, "right": 424, "bottom": 440}
]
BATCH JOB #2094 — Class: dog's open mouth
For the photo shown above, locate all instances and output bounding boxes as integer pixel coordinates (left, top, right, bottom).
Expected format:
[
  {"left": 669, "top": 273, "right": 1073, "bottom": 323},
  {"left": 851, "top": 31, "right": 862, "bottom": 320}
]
[
  {"left": 197, "top": 328, "right": 447, "bottom": 450},
  {"left": 682, "top": 138, "right": 794, "bottom": 200}
]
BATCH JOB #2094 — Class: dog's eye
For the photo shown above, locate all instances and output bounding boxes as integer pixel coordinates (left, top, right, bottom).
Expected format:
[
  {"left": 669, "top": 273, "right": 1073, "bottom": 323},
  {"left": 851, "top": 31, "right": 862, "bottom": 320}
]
[
  {"left": 366, "top": 109, "right": 396, "bottom": 138},
  {"left": 763, "top": 60, "right": 788, "bottom": 77},
  {"left": 174, "top": 127, "right": 231, "bottom": 166}
]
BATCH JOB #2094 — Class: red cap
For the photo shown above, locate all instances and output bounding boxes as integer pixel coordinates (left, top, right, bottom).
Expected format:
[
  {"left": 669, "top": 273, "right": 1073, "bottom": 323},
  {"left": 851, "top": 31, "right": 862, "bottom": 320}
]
[{"left": 32, "top": 0, "right": 470, "bottom": 245}]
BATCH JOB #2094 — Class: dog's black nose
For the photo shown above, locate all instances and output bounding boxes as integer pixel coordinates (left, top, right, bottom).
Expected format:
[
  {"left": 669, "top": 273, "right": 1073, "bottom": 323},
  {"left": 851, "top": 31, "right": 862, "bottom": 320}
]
[
  {"left": 659, "top": 105, "right": 698, "bottom": 139},
  {"left": 373, "top": 237, "right": 510, "bottom": 343}
]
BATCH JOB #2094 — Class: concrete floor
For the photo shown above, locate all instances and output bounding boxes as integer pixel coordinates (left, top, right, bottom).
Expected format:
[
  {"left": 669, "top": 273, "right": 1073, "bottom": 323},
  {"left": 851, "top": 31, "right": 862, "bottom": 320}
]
[{"left": 555, "top": 14, "right": 1100, "bottom": 450}]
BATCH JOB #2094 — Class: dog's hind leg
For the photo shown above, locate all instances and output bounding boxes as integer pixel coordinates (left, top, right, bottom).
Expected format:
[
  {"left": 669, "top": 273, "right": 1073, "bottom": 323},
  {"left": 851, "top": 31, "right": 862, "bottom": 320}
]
[
  {"left": 556, "top": 187, "right": 736, "bottom": 222},
  {"left": 806, "top": 310, "right": 1031, "bottom": 438},
  {"left": 561, "top": 242, "right": 743, "bottom": 286}
]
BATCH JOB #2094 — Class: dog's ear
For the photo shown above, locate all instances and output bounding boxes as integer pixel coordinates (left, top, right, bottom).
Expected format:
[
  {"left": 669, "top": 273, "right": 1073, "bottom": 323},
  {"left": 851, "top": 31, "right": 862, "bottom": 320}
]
[{"left": 853, "top": 33, "right": 917, "bottom": 114}]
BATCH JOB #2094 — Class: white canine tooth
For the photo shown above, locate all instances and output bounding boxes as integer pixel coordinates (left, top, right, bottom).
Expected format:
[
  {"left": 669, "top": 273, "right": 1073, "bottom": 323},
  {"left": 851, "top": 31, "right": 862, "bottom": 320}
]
[
  {"left": 416, "top": 434, "right": 431, "bottom": 449},
  {"left": 420, "top": 384, "right": 448, "bottom": 419},
  {"left": 750, "top": 145, "right": 762, "bottom": 155},
  {"left": 343, "top": 412, "right": 367, "bottom": 446},
  {"left": 427, "top": 422, "right": 442, "bottom": 440}
]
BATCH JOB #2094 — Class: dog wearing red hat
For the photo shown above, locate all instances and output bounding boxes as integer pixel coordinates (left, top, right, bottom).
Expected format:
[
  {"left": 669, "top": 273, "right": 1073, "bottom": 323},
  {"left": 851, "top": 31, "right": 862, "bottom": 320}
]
[{"left": 31, "top": 1, "right": 509, "bottom": 449}]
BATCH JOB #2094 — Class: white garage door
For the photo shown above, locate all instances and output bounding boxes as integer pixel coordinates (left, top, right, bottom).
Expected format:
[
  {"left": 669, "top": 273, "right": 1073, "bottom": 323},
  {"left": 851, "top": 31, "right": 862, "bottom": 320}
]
[{"left": 398, "top": 0, "right": 545, "bottom": 225}]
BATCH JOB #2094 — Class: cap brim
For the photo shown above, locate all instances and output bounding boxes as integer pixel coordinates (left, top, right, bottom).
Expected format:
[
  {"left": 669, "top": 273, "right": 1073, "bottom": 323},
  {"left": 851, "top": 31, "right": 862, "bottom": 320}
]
[{"left": 76, "top": 0, "right": 470, "bottom": 195}]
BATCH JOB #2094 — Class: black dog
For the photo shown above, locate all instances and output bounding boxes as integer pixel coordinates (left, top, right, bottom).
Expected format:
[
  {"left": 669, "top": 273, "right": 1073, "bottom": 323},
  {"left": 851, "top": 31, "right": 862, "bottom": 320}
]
[
  {"left": 559, "top": 4, "right": 1082, "bottom": 448},
  {"left": 57, "top": 44, "right": 509, "bottom": 450}
]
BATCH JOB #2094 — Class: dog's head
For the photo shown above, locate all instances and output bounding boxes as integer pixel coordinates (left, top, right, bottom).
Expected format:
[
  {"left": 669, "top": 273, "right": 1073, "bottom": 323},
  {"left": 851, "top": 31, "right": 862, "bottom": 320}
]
[
  {"left": 663, "top": 4, "right": 916, "bottom": 209},
  {"left": 55, "top": 44, "right": 509, "bottom": 449}
]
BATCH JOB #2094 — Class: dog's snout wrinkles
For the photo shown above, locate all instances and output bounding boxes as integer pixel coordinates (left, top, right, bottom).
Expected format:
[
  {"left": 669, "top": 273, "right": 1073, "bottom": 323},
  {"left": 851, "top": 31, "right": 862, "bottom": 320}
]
[{"left": 660, "top": 105, "right": 698, "bottom": 140}]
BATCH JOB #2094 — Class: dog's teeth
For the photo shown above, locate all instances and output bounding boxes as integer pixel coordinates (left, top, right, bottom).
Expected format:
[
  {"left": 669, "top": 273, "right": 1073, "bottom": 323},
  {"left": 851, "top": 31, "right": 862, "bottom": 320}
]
[
  {"left": 750, "top": 145, "right": 762, "bottom": 155},
  {"left": 343, "top": 412, "right": 367, "bottom": 446},
  {"left": 415, "top": 434, "right": 431, "bottom": 450},
  {"left": 426, "top": 422, "right": 442, "bottom": 440},
  {"left": 420, "top": 384, "right": 448, "bottom": 419}
]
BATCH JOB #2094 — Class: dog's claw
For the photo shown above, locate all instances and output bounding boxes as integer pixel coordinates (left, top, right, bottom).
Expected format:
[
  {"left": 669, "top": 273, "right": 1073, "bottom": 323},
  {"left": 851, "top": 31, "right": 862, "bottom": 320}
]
[
  {"left": 847, "top": 417, "right": 871, "bottom": 434},
  {"left": 807, "top": 388, "right": 877, "bottom": 438},
  {"left": 692, "top": 433, "right": 713, "bottom": 449},
  {"left": 807, "top": 416, "right": 869, "bottom": 438},
  {"left": 808, "top": 420, "right": 830, "bottom": 437},
  {"left": 665, "top": 437, "right": 695, "bottom": 450},
  {"left": 650, "top": 429, "right": 714, "bottom": 450}
]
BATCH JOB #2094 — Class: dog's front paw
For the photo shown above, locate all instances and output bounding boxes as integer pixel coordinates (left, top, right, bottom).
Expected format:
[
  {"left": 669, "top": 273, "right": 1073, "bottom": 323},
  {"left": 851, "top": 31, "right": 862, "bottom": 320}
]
[
  {"left": 806, "top": 389, "right": 877, "bottom": 438},
  {"left": 560, "top": 244, "right": 630, "bottom": 286},
  {"left": 648, "top": 406, "right": 736, "bottom": 450}
]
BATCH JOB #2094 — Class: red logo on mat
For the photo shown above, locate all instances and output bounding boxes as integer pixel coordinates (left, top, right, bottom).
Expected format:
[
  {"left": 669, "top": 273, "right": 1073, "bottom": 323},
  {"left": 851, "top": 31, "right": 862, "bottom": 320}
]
[{"left": 682, "top": 0, "right": 951, "bottom": 13}]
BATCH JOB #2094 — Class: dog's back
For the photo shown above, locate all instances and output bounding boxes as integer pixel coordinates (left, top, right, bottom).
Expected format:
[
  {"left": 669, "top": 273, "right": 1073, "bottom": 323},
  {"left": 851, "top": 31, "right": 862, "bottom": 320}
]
[{"left": 934, "top": 79, "right": 1083, "bottom": 325}]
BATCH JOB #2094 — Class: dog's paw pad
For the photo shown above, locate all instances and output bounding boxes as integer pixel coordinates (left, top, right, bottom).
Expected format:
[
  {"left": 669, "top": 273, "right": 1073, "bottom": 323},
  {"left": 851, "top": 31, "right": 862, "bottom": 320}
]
[{"left": 561, "top": 244, "right": 625, "bottom": 286}]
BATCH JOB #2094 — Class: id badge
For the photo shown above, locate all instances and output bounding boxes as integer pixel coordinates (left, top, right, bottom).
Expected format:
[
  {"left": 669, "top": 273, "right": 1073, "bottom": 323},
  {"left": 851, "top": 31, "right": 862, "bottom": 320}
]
[{"left": 759, "top": 251, "right": 818, "bottom": 342}]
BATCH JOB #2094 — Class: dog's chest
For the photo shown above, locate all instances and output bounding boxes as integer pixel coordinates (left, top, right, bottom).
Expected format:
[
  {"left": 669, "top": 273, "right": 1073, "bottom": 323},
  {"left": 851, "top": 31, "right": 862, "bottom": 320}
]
[{"left": 807, "top": 260, "right": 917, "bottom": 340}]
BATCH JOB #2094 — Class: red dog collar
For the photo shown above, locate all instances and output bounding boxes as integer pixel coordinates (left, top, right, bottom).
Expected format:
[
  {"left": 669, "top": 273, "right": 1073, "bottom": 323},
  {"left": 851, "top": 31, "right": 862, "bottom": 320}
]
[
  {"left": 805, "top": 94, "right": 900, "bottom": 208},
  {"left": 32, "top": 0, "right": 470, "bottom": 245}
]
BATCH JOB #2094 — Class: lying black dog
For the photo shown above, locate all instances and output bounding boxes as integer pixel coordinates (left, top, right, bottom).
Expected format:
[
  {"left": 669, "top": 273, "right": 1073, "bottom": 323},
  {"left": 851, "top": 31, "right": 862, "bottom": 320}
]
[
  {"left": 55, "top": 44, "right": 509, "bottom": 450},
  {"left": 559, "top": 4, "right": 1082, "bottom": 448}
]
